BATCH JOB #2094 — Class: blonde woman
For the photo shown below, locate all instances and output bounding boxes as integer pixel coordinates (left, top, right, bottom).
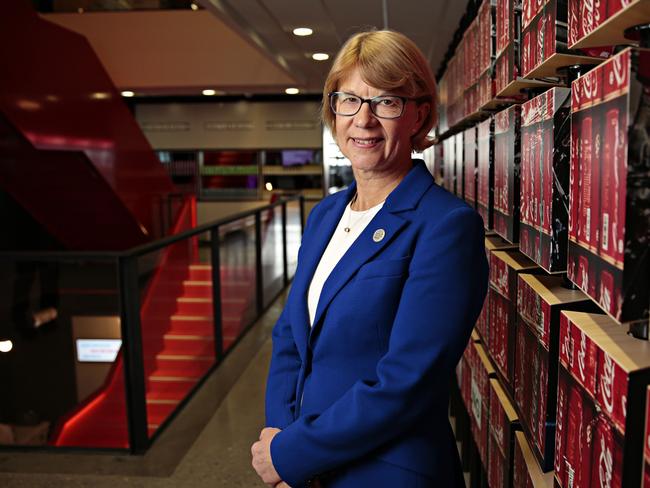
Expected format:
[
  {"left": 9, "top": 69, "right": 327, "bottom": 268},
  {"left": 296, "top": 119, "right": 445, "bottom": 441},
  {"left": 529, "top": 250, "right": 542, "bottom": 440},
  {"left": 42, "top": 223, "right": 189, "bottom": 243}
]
[{"left": 253, "top": 30, "right": 488, "bottom": 488}]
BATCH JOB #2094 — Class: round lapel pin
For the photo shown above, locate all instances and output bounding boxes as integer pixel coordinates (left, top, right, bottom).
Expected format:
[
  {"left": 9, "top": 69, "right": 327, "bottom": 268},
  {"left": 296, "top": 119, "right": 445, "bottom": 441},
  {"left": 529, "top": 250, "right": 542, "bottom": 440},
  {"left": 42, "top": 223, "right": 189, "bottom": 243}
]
[{"left": 372, "top": 228, "right": 386, "bottom": 242}]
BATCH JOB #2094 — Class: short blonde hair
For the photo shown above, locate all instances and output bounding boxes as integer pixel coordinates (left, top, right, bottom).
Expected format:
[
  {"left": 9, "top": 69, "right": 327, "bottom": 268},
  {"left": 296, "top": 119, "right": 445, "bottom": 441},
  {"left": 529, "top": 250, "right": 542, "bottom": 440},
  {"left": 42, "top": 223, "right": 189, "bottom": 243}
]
[{"left": 322, "top": 30, "right": 437, "bottom": 152}]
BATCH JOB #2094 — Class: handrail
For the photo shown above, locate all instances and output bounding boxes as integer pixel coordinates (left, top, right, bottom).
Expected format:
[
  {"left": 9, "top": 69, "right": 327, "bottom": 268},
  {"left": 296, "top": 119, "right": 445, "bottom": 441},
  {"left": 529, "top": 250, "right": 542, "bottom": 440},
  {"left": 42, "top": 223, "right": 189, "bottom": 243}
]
[{"left": 0, "top": 195, "right": 303, "bottom": 261}]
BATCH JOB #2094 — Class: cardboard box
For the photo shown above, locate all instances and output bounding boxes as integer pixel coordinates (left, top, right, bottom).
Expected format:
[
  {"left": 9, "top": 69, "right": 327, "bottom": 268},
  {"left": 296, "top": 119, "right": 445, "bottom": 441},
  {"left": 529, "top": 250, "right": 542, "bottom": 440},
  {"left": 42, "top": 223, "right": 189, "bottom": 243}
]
[
  {"left": 568, "top": 47, "right": 650, "bottom": 324},
  {"left": 443, "top": 137, "right": 455, "bottom": 194},
  {"left": 464, "top": 126, "right": 478, "bottom": 209},
  {"left": 489, "top": 378, "right": 520, "bottom": 488},
  {"left": 520, "top": 87, "right": 572, "bottom": 272},
  {"left": 495, "top": 42, "right": 521, "bottom": 95},
  {"left": 556, "top": 311, "right": 650, "bottom": 487},
  {"left": 497, "top": 0, "right": 522, "bottom": 56},
  {"left": 513, "top": 431, "right": 555, "bottom": 487},
  {"left": 455, "top": 132, "right": 464, "bottom": 198},
  {"left": 494, "top": 105, "right": 521, "bottom": 243},
  {"left": 477, "top": 117, "right": 494, "bottom": 230},
  {"left": 568, "top": 0, "right": 646, "bottom": 48},
  {"left": 488, "top": 251, "right": 539, "bottom": 388},
  {"left": 469, "top": 342, "right": 497, "bottom": 466}
]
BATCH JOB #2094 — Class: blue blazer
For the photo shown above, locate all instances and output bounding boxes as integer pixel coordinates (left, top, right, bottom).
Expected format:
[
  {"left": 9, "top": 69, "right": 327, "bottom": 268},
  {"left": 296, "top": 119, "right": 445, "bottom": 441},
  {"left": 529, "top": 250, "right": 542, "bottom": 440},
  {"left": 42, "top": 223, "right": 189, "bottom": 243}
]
[{"left": 266, "top": 161, "right": 488, "bottom": 487}]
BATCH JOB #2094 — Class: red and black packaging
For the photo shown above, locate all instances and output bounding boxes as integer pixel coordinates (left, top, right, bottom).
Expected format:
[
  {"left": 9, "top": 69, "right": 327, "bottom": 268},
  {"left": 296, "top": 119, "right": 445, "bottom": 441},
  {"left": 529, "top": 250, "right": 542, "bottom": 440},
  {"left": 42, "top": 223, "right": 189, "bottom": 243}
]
[
  {"left": 488, "top": 250, "right": 538, "bottom": 390},
  {"left": 442, "top": 137, "right": 455, "bottom": 194},
  {"left": 464, "top": 126, "right": 478, "bottom": 209},
  {"left": 568, "top": 0, "right": 642, "bottom": 48},
  {"left": 568, "top": 47, "right": 650, "bottom": 324},
  {"left": 478, "top": 117, "right": 495, "bottom": 230},
  {"left": 513, "top": 431, "right": 554, "bottom": 487},
  {"left": 520, "top": 87, "right": 572, "bottom": 272},
  {"left": 455, "top": 131, "right": 464, "bottom": 198},
  {"left": 494, "top": 105, "right": 521, "bottom": 243},
  {"left": 469, "top": 342, "right": 496, "bottom": 466},
  {"left": 495, "top": 0, "right": 522, "bottom": 94},
  {"left": 489, "top": 378, "right": 520, "bottom": 488},
  {"left": 556, "top": 311, "right": 650, "bottom": 487}
]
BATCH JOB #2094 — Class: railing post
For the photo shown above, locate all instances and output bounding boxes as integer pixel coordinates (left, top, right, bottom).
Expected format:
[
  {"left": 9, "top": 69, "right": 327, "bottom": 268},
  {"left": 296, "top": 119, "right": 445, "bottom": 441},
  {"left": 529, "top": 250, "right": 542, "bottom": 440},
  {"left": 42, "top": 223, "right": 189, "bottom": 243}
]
[
  {"left": 255, "top": 211, "right": 263, "bottom": 314},
  {"left": 117, "top": 255, "right": 149, "bottom": 454},
  {"left": 299, "top": 195, "right": 305, "bottom": 235},
  {"left": 282, "top": 201, "right": 288, "bottom": 287},
  {"left": 210, "top": 227, "right": 224, "bottom": 358}
]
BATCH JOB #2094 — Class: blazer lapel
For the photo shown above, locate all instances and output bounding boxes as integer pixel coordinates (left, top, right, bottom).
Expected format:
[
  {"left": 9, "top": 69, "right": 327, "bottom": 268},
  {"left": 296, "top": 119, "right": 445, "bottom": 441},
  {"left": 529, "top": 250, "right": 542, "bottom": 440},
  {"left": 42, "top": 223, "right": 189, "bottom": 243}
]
[
  {"left": 289, "top": 185, "right": 355, "bottom": 356},
  {"left": 309, "top": 209, "right": 408, "bottom": 343}
]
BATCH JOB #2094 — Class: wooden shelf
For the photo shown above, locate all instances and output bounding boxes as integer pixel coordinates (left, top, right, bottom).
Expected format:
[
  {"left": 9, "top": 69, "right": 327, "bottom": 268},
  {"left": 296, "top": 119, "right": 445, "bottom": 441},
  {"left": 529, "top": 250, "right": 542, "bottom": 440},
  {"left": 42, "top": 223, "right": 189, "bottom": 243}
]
[
  {"left": 495, "top": 78, "right": 558, "bottom": 98},
  {"left": 570, "top": 0, "right": 650, "bottom": 49},
  {"left": 518, "top": 273, "right": 589, "bottom": 306},
  {"left": 479, "top": 98, "right": 518, "bottom": 112},
  {"left": 523, "top": 52, "right": 604, "bottom": 80}
]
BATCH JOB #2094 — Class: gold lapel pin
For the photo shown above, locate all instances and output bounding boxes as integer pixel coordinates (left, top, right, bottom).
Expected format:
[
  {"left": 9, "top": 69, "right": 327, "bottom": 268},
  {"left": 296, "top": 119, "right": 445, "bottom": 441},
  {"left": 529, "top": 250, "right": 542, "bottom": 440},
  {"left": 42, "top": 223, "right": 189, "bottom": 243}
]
[{"left": 373, "top": 229, "right": 386, "bottom": 242}]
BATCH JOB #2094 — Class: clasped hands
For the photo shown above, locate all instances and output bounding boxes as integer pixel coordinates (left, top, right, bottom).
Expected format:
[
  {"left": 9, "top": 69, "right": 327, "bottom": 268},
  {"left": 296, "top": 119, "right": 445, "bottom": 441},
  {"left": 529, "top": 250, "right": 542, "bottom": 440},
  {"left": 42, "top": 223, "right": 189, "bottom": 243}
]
[{"left": 251, "top": 427, "right": 290, "bottom": 487}]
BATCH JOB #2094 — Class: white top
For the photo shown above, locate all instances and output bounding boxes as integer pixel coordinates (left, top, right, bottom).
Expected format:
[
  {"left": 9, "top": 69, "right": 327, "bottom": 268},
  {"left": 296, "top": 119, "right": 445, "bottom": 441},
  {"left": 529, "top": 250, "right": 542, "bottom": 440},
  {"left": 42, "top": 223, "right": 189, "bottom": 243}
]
[{"left": 307, "top": 199, "right": 384, "bottom": 326}]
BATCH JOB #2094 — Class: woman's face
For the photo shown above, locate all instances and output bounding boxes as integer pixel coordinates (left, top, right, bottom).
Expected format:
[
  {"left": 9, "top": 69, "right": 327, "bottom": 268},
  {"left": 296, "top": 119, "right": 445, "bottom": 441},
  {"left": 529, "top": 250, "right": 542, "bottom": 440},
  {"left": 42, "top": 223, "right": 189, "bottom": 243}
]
[{"left": 334, "top": 67, "right": 428, "bottom": 176}]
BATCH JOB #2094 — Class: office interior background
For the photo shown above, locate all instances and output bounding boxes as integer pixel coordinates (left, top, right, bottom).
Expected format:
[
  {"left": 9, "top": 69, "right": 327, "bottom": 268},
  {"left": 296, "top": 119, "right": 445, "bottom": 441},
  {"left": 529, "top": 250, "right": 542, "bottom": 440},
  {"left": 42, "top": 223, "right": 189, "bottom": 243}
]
[{"left": 0, "top": 0, "right": 649, "bottom": 487}]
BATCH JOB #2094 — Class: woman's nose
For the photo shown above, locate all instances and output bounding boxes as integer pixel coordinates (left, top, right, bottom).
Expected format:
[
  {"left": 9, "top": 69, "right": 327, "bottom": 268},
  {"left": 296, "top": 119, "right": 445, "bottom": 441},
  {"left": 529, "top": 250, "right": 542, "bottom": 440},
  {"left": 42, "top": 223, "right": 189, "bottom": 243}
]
[{"left": 353, "top": 101, "right": 378, "bottom": 127}]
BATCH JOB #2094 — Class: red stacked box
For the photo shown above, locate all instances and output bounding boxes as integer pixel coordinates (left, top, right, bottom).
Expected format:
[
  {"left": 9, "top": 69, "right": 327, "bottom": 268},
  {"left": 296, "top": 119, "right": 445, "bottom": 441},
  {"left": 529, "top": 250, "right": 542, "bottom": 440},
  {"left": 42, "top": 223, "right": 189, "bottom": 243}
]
[
  {"left": 442, "top": 137, "right": 455, "bottom": 194},
  {"left": 494, "top": 105, "right": 521, "bottom": 243},
  {"left": 495, "top": 0, "right": 522, "bottom": 94},
  {"left": 568, "top": 47, "right": 650, "bottom": 323},
  {"left": 555, "top": 311, "right": 650, "bottom": 487},
  {"left": 469, "top": 342, "right": 496, "bottom": 466},
  {"left": 455, "top": 132, "right": 464, "bottom": 198},
  {"left": 568, "top": 0, "right": 647, "bottom": 48},
  {"left": 643, "top": 387, "right": 650, "bottom": 488},
  {"left": 520, "top": 87, "right": 572, "bottom": 272},
  {"left": 458, "top": 339, "right": 474, "bottom": 414},
  {"left": 464, "top": 126, "right": 478, "bottom": 210},
  {"left": 478, "top": 236, "right": 518, "bottom": 344},
  {"left": 477, "top": 117, "right": 494, "bottom": 230},
  {"left": 513, "top": 431, "right": 555, "bottom": 487},
  {"left": 478, "top": 0, "right": 497, "bottom": 108},
  {"left": 488, "top": 378, "right": 520, "bottom": 488},
  {"left": 514, "top": 274, "right": 593, "bottom": 471},
  {"left": 488, "top": 250, "right": 538, "bottom": 391}
]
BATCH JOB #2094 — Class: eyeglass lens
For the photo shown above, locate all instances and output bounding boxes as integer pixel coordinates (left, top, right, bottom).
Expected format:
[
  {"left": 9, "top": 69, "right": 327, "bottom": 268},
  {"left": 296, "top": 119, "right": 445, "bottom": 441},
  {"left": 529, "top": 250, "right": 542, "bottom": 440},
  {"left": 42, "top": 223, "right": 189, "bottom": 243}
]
[{"left": 331, "top": 93, "right": 404, "bottom": 118}]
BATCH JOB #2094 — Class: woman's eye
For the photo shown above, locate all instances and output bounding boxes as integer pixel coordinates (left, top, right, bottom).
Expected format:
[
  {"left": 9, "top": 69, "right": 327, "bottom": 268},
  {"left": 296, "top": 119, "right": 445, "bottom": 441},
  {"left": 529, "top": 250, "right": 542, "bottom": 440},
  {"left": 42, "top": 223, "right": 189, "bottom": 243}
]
[{"left": 378, "top": 98, "right": 395, "bottom": 106}]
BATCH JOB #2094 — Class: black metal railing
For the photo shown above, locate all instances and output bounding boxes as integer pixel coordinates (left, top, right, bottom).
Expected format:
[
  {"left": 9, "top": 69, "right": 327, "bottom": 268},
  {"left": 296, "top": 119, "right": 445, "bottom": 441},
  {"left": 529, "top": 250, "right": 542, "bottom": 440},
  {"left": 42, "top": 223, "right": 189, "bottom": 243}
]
[{"left": 0, "top": 195, "right": 304, "bottom": 453}]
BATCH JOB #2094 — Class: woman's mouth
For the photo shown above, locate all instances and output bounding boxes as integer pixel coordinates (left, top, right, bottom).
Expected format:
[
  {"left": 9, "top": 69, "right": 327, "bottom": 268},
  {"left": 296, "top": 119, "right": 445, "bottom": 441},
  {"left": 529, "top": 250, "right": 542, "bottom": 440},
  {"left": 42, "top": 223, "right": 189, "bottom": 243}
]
[{"left": 351, "top": 137, "right": 383, "bottom": 147}]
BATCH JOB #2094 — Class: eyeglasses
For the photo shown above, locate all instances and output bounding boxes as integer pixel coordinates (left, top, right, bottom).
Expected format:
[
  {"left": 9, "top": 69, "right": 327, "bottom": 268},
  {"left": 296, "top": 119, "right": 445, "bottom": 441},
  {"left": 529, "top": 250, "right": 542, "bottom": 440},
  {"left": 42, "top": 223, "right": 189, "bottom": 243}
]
[{"left": 328, "top": 92, "right": 427, "bottom": 119}]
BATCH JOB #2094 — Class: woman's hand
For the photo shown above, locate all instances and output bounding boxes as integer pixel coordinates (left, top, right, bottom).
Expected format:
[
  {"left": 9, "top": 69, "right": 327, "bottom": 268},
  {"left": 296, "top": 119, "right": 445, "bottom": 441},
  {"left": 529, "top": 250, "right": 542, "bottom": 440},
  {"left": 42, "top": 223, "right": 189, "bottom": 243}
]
[{"left": 251, "top": 427, "right": 282, "bottom": 486}]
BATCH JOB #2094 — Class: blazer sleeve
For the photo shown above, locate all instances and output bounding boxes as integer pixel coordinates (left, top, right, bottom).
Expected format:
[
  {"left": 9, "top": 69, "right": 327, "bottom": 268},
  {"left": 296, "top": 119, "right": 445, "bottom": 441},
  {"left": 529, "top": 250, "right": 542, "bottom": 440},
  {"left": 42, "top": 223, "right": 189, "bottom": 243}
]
[{"left": 270, "top": 206, "right": 489, "bottom": 486}]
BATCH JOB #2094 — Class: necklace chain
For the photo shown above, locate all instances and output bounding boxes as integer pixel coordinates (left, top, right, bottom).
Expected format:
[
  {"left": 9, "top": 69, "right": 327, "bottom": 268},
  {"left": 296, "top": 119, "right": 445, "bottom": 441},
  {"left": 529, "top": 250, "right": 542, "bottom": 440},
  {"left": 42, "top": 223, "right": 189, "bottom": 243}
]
[{"left": 344, "top": 193, "right": 374, "bottom": 233}]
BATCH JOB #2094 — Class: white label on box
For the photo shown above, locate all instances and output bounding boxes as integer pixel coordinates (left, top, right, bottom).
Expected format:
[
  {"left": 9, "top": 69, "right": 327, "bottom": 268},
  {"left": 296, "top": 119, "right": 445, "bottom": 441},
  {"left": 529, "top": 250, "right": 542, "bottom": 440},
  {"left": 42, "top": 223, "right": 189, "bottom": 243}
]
[
  {"left": 76, "top": 339, "right": 122, "bottom": 363},
  {"left": 471, "top": 378, "right": 483, "bottom": 425}
]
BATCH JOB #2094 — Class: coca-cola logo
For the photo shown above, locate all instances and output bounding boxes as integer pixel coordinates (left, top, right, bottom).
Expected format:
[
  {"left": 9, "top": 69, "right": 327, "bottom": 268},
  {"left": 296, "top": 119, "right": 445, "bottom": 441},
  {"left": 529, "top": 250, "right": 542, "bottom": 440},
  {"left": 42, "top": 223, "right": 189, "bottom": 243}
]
[
  {"left": 582, "top": 0, "right": 594, "bottom": 35},
  {"left": 583, "top": 71, "right": 599, "bottom": 101},
  {"left": 600, "top": 354, "right": 615, "bottom": 414},
  {"left": 608, "top": 55, "right": 627, "bottom": 90},
  {"left": 600, "top": 282, "right": 612, "bottom": 313},
  {"left": 598, "top": 433, "right": 613, "bottom": 488},
  {"left": 578, "top": 331, "right": 587, "bottom": 382},
  {"left": 594, "top": 0, "right": 602, "bottom": 25}
]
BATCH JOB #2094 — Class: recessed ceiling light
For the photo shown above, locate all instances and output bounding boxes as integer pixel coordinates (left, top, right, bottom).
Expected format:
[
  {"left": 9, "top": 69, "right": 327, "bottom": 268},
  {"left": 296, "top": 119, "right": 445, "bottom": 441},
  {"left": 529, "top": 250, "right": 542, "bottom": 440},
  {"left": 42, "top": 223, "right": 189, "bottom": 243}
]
[
  {"left": 265, "top": 182, "right": 273, "bottom": 191},
  {"left": 293, "top": 27, "right": 313, "bottom": 37},
  {"left": 202, "top": 89, "right": 217, "bottom": 96},
  {"left": 121, "top": 91, "right": 135, "bottom": 97},
  {"left": 285, "top": 88, "right": 300, "bottom": 95},
  {"left": 312, "top": 53, "right": 329, "bottom": 61},
  {"left": 190, "top": 3, "right": 199, "bottom": 10},
  {"left": 0, "top": 340, "right": 13, "bottom": 353},
  {"left": 90, "top": 92, "right": 110, "bottom": 100}
]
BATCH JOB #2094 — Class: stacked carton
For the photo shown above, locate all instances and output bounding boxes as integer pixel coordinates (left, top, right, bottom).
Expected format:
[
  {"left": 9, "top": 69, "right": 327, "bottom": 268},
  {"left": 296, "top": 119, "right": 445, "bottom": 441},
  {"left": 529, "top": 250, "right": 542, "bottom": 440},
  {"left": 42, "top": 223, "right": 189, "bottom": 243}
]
[
  {"left": 495, "top": 0, "right": 522, "bottom": 94},
  {"left": 520, "top": 87, "right": 572, "bottom": 272},
  {"left": 477, "top": 117, "right": 495, "bottom": 230},
  {"left": 494, "top": 105, "right": 521, "bottom": 243},
  {"left": 488, "top": 378, "right": 520, "bottom": 487},
  {"left": 568, "top": 48, "right": 650, "bottom": 324},
  {"left": 464, "top": 126, "right": 478, "bottom": 210}
]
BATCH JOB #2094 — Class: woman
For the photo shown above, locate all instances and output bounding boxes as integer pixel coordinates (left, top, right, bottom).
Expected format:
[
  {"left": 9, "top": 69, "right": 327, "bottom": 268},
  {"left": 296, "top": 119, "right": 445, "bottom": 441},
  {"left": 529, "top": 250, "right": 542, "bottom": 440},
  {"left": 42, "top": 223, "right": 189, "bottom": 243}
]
[{"left": 252, "top": 30, "right": 488, "bottom": 487}]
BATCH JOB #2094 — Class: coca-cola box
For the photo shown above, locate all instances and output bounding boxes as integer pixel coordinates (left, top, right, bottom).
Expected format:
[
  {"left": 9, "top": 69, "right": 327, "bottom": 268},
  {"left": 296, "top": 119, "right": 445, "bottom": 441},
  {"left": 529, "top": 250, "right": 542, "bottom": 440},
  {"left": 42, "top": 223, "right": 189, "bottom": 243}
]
[
  {"left": 556, "top": 310, "right": 650, "bottom": 487},
  {"left": 458, "top": 342, "right": 474, "bottom": 415},
  {"left": 568, "top": 47, "right": 650, "bottom": 324},
  {"left": 464, "top": 126, "right": 478, "bottom": 209},
  {"left": 496, "top": 0, "right": 522, "bottom": 94},
  {"left": 488, "top": 250, "right": 539, "bottom": 389},
  {"left": 489, "top": 378, "right": 520, "bottom": 488},
  {"left": 470, "top": 342, "right": 497, "bottom": 466},
  {"left": 520, "top": 87, "right": 572, "bottom": 273},
  {"left": 568, "top": 0, "right": 647, "bottom": 48},
  {"left": 513, "top": 431, "right": 555, "bottom": 487},
  {"left": 514, "top": 274, "right": 594, "bottom": 469},
  {"left": 443, "top": 136, "right": 455, "bottom": 194},
  {"left": 478, "top": 117, "right": 495, "bottom": 230},
  {"left": 494, "top": 105, "right": 522, "bottom": 243},
  {"left": 640, "top": 387, "right": 650, "bottom": 488},
  {"left": 455, "top": 131, "right": 464, "bottom": 198}
]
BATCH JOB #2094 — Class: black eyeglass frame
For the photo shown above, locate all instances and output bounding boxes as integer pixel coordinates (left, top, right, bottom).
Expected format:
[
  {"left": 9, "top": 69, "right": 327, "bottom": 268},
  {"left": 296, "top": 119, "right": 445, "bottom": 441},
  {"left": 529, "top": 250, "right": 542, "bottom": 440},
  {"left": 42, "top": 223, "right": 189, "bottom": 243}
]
[{"left": 328, "top": 91, "right": 430, "bottom": 119}]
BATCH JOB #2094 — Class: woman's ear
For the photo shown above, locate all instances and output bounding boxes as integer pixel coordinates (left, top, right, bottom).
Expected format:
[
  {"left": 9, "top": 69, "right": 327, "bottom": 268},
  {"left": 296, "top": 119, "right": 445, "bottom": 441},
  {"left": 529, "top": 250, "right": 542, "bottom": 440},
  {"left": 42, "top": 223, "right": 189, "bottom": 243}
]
[{"left": 413, "top": 102, "right": 431, "bottom": 134}]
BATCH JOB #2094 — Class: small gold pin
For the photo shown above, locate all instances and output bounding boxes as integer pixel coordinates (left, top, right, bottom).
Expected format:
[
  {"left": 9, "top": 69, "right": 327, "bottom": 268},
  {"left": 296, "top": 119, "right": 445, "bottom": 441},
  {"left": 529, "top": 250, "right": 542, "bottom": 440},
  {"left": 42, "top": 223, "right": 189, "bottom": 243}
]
[{"left": 373, "top": 229, "right": 386, "bottom": 242}]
